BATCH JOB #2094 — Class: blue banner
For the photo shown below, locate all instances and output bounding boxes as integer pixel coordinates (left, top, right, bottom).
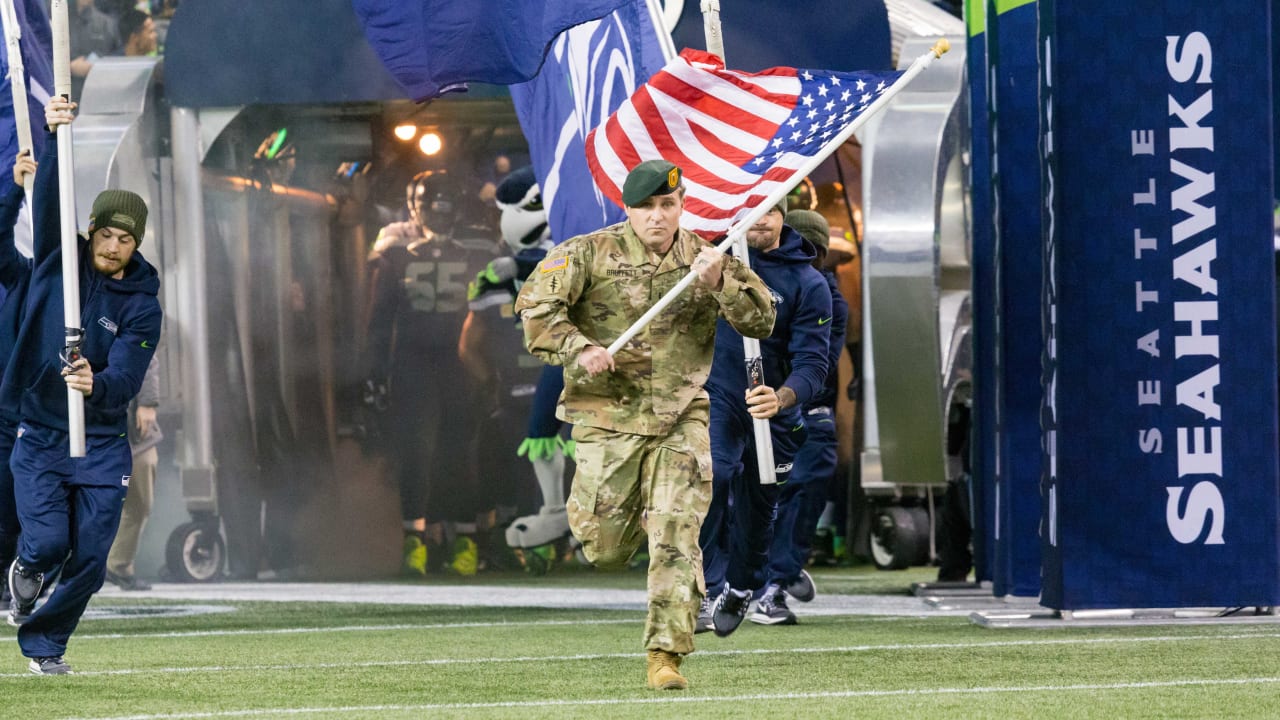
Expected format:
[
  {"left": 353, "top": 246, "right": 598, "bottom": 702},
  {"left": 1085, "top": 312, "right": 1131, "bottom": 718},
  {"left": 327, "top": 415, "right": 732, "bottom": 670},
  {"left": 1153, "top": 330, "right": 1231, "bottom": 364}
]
[
  {"left": 0, "top": 0, "right": 52, "bottom": 170},
  {"left": 1040, "top": 0, "right": 1279, "bottom": 609},
  {"left": 966, "top": 0, "right": 996, "bottom": 584},
  {"left": 166, "top": 0, "right": 404, "bottom": 106},
  {"left": 988, "top": 0, "right": 1043, "bottom": 599},
  {"left": 353, "top": 0, "right": 629, "bottom": 102},
  {"left": 509, "top": 0, "right": 669, "bottom": 242}
]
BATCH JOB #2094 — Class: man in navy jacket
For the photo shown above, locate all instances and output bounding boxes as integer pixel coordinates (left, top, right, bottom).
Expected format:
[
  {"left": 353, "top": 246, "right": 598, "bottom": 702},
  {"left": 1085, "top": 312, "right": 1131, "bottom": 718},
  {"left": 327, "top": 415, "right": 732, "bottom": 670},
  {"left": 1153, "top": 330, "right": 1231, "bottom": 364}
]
[
  {"left": 5, "top": 97, "right": 162, "bottom": 676},
  {"left": 699, "top": 198, "right": 832, "bottom": 637},
  {"left": 752, "top": 210, "right": 850, "bottom": 625}
]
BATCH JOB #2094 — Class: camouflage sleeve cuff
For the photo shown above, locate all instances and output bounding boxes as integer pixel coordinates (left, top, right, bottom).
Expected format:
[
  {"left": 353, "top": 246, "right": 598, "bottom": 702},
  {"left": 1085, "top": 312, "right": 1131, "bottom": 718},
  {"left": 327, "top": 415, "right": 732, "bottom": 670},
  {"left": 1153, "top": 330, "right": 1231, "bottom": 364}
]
[
  {"left": 560, "top": 331, "right": 596, "bottom": 366},
  {"left": 713, "top": 269, "right": 743, "bottom": 302}
]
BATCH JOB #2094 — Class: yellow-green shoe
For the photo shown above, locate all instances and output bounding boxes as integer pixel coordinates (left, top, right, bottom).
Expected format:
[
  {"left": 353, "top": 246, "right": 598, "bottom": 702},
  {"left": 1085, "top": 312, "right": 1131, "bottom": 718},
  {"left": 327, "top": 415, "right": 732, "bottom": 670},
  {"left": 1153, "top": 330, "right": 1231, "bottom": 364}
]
[
  {"left": 519, "top": 543, "right": 556, "bottom": 576},
  {"left": 645, "top": 649, "right": 688, "bottom": 690},
  {"left": 449, "top": 536, "right": 478, "bottom": 576},
  {"left": 402, "top": 535, "right": 427, "bottom": 577}
]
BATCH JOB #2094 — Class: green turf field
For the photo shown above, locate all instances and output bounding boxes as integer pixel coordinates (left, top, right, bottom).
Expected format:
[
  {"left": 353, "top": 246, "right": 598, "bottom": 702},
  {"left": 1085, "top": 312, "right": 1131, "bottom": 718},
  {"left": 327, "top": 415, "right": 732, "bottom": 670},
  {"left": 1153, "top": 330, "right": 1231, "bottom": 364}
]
[{"left": 2, "top": 565, "right": 1278, "bottom": 719}]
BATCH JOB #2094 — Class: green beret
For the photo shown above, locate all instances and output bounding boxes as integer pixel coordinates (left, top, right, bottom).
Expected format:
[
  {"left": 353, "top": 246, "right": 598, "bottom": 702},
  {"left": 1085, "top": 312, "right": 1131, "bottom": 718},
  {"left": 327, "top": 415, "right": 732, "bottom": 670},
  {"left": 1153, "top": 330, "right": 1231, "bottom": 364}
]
[
  {"left": 622, "top": 159, "right": 682, "bottom": 206},
  {"left": 785, "top": 209, "right": 830, "bottom": 253},
  {"left": 90, "top": 189, "right": 148, "bottom": 245}
]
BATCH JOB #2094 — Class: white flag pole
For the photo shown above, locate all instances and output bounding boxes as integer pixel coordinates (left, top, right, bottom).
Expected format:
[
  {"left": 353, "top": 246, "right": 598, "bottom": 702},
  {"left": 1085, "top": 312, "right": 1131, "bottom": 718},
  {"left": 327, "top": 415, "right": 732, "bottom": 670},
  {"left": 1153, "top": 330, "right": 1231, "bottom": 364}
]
[
  {"left": 607, "top": 39, "right": 950, "bottom": 357},
  {"left": 695, "top": 0, "right": 777, "bottom": 484},
  {"left": 1, "top": 0, "right": 33, "bottom": 195},
  {"left": 49, "top": 0, "right": 85, "bottom": 457},
  {"left": 700, "top": 0, "right": 725, "bottom": 59}
]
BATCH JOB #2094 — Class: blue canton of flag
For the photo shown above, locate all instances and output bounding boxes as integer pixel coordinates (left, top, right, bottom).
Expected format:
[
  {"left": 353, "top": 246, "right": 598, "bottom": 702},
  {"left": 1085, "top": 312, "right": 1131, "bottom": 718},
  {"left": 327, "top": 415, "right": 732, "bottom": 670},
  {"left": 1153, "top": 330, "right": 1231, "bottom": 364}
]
[
  {"left": 755, "top": 71, "right": 895, "bottom": 168},
  {"left": 0, "top": 0, "right": 53, "bottom": 172},
  {"left": 509, "top": 0, "right": 671, "bottom": 243}
]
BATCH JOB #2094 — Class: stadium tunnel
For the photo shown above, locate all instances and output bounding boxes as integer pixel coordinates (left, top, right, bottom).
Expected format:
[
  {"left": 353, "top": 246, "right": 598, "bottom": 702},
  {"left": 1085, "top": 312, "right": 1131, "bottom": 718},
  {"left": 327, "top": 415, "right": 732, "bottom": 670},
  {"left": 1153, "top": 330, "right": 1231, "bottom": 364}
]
[{"left": 73, "top": 0, "right": 972, "bottom": 581}]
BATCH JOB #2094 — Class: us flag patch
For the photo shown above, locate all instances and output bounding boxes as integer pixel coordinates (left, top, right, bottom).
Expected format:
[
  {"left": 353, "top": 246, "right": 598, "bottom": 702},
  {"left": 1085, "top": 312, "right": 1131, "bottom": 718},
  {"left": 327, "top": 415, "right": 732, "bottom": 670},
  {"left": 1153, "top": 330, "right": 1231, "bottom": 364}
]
[{"left": 541, "top": 257, "right": 568, "bottom": 273}]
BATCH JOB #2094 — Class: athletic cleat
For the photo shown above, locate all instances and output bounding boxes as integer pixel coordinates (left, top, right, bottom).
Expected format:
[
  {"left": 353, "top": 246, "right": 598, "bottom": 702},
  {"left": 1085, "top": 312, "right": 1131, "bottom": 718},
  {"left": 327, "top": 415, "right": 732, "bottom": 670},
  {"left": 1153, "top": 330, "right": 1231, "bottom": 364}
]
[
  {"left": 749, "top": 586, "right": 797, "bottom": 626},
  {"left": 28, "top": 656, "right": 72, "bottom": 675},
  {"left": 401, "top": 535, "right": 428, "bottom": 577},
  {"left": 645, "top": 649, "right": 687, "bottom": 690},
  {"left": 695, "top": 595, "right": 714, "bottom": 634},
  {"left": 712, "top": 586, "right": 752, "bottom": 637},
  {"left": 784, "top": 569, "right": 816, "bottom": 602},
  {"left": 518, "top": 543, "right": 556, "bottom": 576},
  {"left": 449, "top": 536, "right": 478, "bottom": 576},
  {"left": 8, "top": 560, "right": 43, "bottom": 626}
]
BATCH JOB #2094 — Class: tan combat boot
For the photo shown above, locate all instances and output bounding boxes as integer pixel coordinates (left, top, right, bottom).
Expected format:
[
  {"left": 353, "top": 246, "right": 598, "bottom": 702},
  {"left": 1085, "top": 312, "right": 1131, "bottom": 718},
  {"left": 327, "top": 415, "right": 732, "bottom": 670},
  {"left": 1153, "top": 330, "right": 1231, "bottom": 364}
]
[{"left": 645, "top": 649, "right": 688, "bottom": 690}]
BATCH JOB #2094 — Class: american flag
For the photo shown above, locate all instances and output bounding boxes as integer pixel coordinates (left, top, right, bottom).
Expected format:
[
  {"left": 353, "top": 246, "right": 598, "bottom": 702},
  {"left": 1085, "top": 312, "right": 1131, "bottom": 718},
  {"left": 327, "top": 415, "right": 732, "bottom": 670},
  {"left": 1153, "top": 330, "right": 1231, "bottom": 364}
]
[{"left": 586, "top": 48, "right": 903, "bottom": 239}]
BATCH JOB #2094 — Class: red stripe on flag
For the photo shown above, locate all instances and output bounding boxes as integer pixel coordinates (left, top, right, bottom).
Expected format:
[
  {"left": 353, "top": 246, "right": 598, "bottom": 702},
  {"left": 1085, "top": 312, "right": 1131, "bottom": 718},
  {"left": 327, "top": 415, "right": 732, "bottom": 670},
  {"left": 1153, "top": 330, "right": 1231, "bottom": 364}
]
[
  {"left": 676, "top": 49, "right": 802, "bottom": 109},
  {"left": 651, "top": 68, "right": 783, "bottom": 142},
  {"left": 603, "top": 113, "right": 644, "bottom": 175},
  {"left": 686, "top": 120, "right": 755, "bottom": 168},
  {"left": 583, "top": 131, "right": 618, "bottom": 206}
]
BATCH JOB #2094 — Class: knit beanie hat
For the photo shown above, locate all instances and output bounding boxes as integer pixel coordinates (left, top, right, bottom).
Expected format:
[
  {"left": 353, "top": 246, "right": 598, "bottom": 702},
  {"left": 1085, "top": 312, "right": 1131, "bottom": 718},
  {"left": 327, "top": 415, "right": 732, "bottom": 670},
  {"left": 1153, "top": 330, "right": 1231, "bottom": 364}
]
[
  {"left": 785, "top": 209, "right": 830, "bottom": 253},
  {"left": 89, "top": 190, "right": 148, "bottom": 245}
]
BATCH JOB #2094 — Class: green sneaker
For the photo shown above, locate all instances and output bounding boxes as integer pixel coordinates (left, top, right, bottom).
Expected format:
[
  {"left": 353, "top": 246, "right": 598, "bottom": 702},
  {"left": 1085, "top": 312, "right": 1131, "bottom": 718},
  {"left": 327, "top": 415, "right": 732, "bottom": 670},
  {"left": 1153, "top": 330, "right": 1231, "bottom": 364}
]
[
  {"left": 402, "top": 535, "right": 427, "bottom": 577},
  {"left": 519, "top": 543, "right": 556, "bottom": 576},
  {"left": 449, "top": 536, "right": 478, "bottom": 576}
]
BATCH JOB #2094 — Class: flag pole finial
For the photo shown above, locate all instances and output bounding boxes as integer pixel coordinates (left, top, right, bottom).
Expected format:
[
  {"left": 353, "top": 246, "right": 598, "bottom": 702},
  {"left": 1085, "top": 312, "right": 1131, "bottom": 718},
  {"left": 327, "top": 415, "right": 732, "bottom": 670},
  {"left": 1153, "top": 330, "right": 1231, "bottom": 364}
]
[{"left": 931, "top": 38, "right": 950, "bottom": 58}]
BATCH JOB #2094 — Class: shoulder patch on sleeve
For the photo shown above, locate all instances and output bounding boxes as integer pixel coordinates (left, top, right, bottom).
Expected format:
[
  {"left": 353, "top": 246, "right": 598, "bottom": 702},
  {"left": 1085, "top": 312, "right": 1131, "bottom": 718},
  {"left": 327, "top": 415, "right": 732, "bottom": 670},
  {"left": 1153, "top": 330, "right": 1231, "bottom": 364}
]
[{"left": 541, "top": 256, "right": 569, "bottom": 273}]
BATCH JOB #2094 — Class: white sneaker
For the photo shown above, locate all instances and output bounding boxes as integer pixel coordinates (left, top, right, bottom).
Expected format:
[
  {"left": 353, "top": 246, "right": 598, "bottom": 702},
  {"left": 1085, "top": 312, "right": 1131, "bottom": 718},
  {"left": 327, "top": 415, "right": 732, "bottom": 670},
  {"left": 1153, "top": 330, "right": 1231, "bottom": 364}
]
[{"left": 749, "top": 586, "right": 797, "bottom": 625}]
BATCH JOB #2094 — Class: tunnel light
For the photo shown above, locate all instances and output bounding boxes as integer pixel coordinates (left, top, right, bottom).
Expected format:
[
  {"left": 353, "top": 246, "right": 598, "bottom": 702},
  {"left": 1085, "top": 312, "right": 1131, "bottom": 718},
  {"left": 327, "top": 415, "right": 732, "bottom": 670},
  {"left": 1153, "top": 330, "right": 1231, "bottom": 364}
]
[
  {"left": 393, "top": 123, "right": 418, "bottom": 141},
  {"left": 418, "top": 131, "right": 443, "bottom": 156}
]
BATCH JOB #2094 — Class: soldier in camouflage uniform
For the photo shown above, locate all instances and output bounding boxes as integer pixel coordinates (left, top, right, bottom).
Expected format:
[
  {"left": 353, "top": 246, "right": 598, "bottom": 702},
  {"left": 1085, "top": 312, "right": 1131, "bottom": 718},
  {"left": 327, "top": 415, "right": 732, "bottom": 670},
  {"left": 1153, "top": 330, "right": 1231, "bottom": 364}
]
[{"left": 515, "top": 160, "right": 775, "bottom": 691}]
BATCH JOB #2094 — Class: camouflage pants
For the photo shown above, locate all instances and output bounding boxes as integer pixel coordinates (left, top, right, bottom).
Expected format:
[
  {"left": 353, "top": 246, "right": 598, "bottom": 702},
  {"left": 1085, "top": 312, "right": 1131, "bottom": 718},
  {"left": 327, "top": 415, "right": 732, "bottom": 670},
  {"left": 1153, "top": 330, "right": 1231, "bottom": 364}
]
[{"left": 568, "top": 408, "right": 712, "bottom": 655}]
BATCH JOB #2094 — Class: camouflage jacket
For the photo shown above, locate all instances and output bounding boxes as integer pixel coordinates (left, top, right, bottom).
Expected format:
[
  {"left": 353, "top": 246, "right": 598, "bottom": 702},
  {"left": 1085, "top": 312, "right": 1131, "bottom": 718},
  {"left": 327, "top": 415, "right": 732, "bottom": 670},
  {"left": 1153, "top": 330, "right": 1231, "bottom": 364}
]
[{"left": 515, "top": 221, "right": 775, "bottom": 436}]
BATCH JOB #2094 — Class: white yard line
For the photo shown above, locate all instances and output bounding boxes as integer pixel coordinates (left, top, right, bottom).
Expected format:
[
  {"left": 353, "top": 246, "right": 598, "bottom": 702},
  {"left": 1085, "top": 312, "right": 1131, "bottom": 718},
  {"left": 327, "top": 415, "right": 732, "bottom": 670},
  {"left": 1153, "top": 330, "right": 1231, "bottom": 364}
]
[
  {"left": 9, "top": 630, "right": 1279, "bottom": 679},
  {"left": 74, "top": 618, "right": 637, "bottom": 641},
  {"left": 91, "top": 582, "right": 972, "bottom": 616},
  {"left": 59, "top": 676, "right": 1280, "bottom": 720}
]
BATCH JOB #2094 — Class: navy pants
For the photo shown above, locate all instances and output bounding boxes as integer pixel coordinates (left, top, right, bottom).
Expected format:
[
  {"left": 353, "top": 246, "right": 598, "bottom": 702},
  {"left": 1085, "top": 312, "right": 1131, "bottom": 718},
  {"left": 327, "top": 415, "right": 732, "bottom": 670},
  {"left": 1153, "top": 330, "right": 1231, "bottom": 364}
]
[
  {"left": 701, "top": 389, "right": 805, "bottom": 598},
  {"left": 766, "top": 405, "right": 836, "bottom": 588},
  {"left": 11, "top": 423, "right": 129, "bottom": 659},
  {"left": 0, "top": 419, "right": 18, "bottom": 578}
]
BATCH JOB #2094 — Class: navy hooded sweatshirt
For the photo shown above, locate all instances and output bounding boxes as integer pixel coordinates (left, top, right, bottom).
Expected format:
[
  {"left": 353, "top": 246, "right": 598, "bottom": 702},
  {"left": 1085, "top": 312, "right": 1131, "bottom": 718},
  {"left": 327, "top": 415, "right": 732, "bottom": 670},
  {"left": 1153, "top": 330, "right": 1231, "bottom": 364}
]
[
  {"left": 0, "top": 131, "right": 162, "bottom": 436},
  {"left": 708, "top": 225, "right": 832, "bottom": 407},
  {"left": 0, "top": 181, "right": 34, "bottom": 424}
]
